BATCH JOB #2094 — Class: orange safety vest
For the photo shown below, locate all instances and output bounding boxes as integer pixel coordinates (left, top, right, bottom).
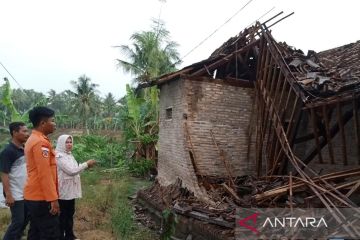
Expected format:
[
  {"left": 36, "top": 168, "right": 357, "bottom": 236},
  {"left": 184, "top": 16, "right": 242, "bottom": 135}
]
[{"left": 24, "top": 130, "right": 59, "bottom": 201}]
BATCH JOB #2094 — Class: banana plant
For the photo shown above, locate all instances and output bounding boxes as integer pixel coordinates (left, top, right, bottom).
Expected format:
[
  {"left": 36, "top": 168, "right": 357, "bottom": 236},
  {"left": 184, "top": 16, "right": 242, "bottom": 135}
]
[
  {"left": 125, "top": 84, "right": 145, "bottom": 140},
  {"left": 1, "top": 78, "right": 47, "bottom": 123},
  {"left": 1, "top": 78, "right": 23, "bottom": 122}
]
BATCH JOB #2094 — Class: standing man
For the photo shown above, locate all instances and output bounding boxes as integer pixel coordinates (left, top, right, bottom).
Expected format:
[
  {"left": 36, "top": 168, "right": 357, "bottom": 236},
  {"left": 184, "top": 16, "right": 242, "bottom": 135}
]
[
  {"left": 0, "top": 122, "right": 29, "bottom": 240},
  {"left": 24, "top": 106, "right": 60, "bottom": 240}
]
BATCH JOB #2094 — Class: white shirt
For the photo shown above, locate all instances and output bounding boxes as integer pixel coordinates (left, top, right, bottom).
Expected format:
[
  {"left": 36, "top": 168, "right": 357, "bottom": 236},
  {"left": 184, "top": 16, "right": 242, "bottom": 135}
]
[{"left": 56, "top": 152, "right": 88, "bottom": 200}]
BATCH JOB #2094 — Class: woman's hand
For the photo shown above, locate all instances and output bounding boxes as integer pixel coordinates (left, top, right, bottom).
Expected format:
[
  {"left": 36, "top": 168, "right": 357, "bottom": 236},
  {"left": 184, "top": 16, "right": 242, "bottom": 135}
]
[{"left": 86, "top": 159, "right": 96, "bottom": 168}]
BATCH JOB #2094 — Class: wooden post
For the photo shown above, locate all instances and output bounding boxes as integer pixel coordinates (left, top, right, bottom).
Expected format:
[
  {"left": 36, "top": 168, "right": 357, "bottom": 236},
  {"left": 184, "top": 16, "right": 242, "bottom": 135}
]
[
  {"left": 322, "top": 105, "right": 335, "bottom": 164},
  {"left": 269, "top": 65, "right": 278, "bottom": 98},
  {"left": 267, "top": 129, "right": 278, "bottom": 172},
  {"left": 336, "top": 102, "right": 348, "bottom": 165},
  {"left": 255, "top": 39, "right": 268, "bottom": 175},
  {"left": 262, "top": 49, "right": 271, "bottom": 87},
  {"left": 286, "top": 97, "right": 299, "bottom": 136},
  {"left": 265, "top": 58, "right": 274, "bottom": 91},
  {"left": 255, "top": 82, "right": 265, "bottom": 176},
  {"left": 278, "top": 76, "right": 288, "bottom": 110},
  {"left": 273, "top": 70, "right": 284, "bottom": 106},
  {"left": 302, "top": 106, "right": 355, "bottom": 166},
  {"left": 353, "top": 97, "right": 360, "bottom": 164},
  {"left": 310, "top": 108, "right": 323, "bottom": 164},
  {"left": 256, "top": 38, "right": 267, "bottom": 81},
  {"left": 271, "top": 96, "right": 300, "bottom": 175},
  {"left": 279, "top": 81, "right": 293, "bottom": 130}
]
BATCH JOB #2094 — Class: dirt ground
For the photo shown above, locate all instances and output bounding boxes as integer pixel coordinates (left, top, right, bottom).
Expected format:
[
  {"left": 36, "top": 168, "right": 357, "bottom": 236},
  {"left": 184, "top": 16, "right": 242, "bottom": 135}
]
[
  {"left": 74, "top": 205, "right": 116, "bottom": 240},
  {"left": 0, "top": 205, "right": 115, "bottom": 240}
]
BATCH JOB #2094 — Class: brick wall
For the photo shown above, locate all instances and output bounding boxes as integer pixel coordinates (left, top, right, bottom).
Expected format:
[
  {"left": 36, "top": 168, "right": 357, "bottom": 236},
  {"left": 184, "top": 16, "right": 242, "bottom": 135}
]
[
  {"left": 157, "top": 79, "right": 204, "bottom": 195},
  {"left": 184, "top": 78, "right": 256, "bottom": 177},
  {"left": 157, "top": 76, "right": 257, "bottom": 194}
]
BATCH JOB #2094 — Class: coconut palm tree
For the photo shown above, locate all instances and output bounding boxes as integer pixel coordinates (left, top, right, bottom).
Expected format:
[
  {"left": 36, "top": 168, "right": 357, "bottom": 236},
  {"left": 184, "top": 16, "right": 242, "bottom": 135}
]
[
  {"left": 116, "top": 19, "right": 181, "bottom": 83},
  {"left": 102, "top": 92, "right": 117, "bottom": 118},
  {"left": 70, "top": 75, "right": 99, "bottom": 131},
  {"left": 116, "top": 20, "right": 181, "bottom": 162}
]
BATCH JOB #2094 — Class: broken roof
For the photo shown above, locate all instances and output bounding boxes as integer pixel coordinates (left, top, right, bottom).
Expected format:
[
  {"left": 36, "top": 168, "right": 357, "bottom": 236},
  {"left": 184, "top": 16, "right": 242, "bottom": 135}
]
[
  {"left": 276, "top": 41, "right": 360, "bottom": 101},
  {"left": 140, "top": 24, "right": 261, "bottom": 88},
  {"left": 142, "top": 21, "right": 360, "bottom": 105},
  {"left": 318, "top": 40, "right": 360, "bottom": 78}
]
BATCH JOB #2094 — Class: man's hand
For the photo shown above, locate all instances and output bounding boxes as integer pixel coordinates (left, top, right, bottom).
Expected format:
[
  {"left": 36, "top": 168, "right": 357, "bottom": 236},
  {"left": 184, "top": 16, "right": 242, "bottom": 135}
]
[
  {"left": 49, "top": 200, "right": 60, "bottom": 215},
  {"left": 1, "top": 173, "right": 14, "bottom": 207},
  {"left": 5, "top": 194, "right": 15, "bottom": 207},
  {"left": 86, "top": 159, "right": 96, "bottom": 168}
]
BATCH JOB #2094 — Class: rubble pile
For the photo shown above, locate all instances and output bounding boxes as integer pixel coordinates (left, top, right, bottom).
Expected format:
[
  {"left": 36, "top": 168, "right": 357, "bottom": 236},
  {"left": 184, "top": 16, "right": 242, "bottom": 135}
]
[{"left": 137, "top": 166, "right": 360, "bottom": 234}]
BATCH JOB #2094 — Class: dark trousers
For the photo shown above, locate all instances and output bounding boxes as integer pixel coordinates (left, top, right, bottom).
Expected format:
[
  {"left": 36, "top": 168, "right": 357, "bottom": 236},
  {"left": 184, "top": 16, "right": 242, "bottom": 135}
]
[
  {"left": 3, "top": 200, "right": 29, "bottom": 240},
  {"left": 58, "top": 199, "right": 76, "bottom": 240},
  {"left": 25, "top": 200, "right": 60, "bottom": 240}
]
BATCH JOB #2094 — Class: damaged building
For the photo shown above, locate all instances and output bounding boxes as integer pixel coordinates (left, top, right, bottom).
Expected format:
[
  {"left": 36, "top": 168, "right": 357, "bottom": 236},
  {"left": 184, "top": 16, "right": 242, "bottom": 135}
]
[{"left": 137, "top": 18, "right": 360, "bottom": 239}]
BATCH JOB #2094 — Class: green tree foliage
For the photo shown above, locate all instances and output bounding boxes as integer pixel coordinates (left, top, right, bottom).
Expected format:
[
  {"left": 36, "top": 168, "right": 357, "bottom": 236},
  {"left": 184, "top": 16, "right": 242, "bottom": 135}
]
[
  {"left": 12, "top": 88, "right": 47, "bottom": 114},
  {"left": 117, "top": 20, "right": 180, "bottom": 171},
  {"left": 120, "top": 85, "right": 158, "bottom": 161},
  {"left": 69, "top": 75, "right": 99, "bottom": 130},
  {"left": 71, "top": 135, "right": 124, "bottom": 168},
  {"left": 47, "top": 89, "right": 71, "bottom": 114},
  {"left": 0, "top": 78, "right": 44, "bottom": 123},
  {"left": 103, "top": 92, "right": 117, "bottom": 118},
  {"left": 116, "top": 19, "right": 181, "bottom": 83},
  {"left": 0, "top": 78, "right": 45, "bottom": 148},
  {"left": 0, "top": 77, "right": 121, "bottom": 131},
  {"left": 1, "top": 78, "right": 21, "bottom": 121},
  {"left": 47, "top": 89, "right": 75, "bottom": 128}
]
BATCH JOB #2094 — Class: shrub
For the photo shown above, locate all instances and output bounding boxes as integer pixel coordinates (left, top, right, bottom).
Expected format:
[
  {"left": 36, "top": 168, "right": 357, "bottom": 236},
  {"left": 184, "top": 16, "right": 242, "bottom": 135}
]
[
  {"left": 128, "top": 158, "right": 155, "bottom": 177},
  {"left": 71, "top": 135, "right": 125, "bottom": 168}
]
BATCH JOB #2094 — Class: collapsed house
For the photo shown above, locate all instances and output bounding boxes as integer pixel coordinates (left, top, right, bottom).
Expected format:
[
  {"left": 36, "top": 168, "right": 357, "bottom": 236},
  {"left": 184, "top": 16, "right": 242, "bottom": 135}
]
[{"left": 137, "top": 19, "right": 360, "bottom": 239}]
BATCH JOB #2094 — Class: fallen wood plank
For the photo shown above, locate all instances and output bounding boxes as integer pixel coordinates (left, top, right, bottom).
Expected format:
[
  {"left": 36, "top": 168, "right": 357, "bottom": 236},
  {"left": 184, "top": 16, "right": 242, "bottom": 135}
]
[
  {"left": 305, "top": 180, "right": 360, "bottom": 202},
  {"left": 221, "top": 183, "right": 241, "bottom": 202},
  {"left": 172, "top": 205, "right": 234, "bottom": 228},
  {"left": 255, "top": 168, "right": 360, "bottom": 201},
  {"left": 289, "top": 171, "right": 293, "bottom": 211},
  {"left": 346, "top": 180, "right": 360, "bottom": 198}
]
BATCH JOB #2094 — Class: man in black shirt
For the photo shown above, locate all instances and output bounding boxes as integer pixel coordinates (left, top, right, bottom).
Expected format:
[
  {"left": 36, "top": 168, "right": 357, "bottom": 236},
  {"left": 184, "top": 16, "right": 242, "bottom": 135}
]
[{"left": 0, "top": 122, "right": 29, "bottom": 240}]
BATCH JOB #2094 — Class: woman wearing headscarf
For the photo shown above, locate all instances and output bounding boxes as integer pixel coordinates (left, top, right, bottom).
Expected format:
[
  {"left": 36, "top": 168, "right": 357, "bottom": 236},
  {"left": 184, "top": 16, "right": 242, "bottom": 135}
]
[{"left": 55, "top": 134, "right": 96, "bottom": 240}]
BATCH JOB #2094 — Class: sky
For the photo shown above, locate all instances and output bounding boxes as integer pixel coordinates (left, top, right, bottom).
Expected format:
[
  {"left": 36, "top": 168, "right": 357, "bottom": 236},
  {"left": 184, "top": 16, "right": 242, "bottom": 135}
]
[{"left": 0, "top": 0, "right": 359, "bottom": 99}]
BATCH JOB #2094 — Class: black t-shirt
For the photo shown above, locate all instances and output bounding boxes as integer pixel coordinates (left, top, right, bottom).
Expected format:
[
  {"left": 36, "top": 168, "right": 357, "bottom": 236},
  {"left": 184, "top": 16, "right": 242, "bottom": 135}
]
[
  {"left": 0, "top": 142, "right": 27, "bottom": 200},
  {"left": 0, "top": 142, "right": 24, "bottom": 173}
]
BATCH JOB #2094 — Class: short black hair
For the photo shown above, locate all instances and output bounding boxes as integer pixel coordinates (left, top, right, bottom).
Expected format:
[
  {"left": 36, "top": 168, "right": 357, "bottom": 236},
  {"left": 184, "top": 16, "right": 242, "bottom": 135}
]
[
  {"left": 29, "top": 106, "right": 55, "bottom": 127},
  {"left": 9, "top": 122, "right": 26, "bottom": 136}
]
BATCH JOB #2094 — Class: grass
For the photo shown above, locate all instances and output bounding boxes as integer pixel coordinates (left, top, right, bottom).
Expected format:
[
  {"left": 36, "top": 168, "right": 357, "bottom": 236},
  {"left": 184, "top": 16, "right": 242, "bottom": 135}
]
[
  {"left": 110, "top": 176, "right": 155, "bottom": 240},
  {"left": 0, "top": 169, "right": 158, "bottom": 240},
  {"left": 0, "top": 208, "right": 11, "bottom": 238},
  {"left": 77, "top": 169, "right": 157, "bottom": 240}
]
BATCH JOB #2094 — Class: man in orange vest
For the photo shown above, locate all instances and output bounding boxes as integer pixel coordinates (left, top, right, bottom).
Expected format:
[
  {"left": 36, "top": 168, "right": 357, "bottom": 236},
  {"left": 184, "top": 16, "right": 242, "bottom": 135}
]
[{"left": 24, "top": 106, "right": 59, "bottom": 240}]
